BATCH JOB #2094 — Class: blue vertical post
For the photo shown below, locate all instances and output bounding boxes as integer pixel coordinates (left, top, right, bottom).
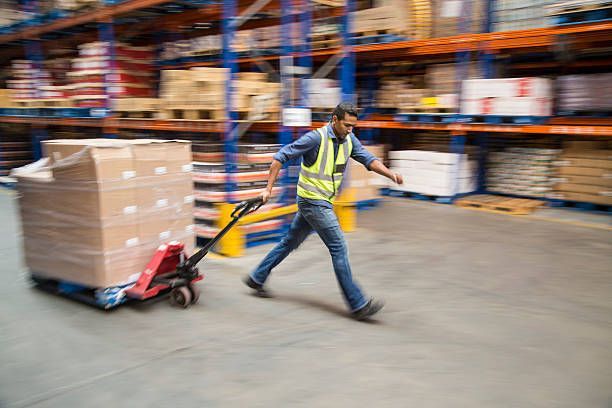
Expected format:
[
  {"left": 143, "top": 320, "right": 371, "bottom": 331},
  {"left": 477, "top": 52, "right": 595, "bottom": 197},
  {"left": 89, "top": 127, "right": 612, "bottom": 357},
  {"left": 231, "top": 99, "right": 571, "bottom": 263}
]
[
  {"left": 340, "top": 0, "right": 355, "bottom": 103},
  {"left": 222, "top": 0, "right": 238, "bottom": 200},
  {"left": 450, "top": 0, "right": 473, "bottom": 199},
  {"left": 451, "top": 133, "right": 467, "bottom": 199},
  {"left": 477, "top": 0, "right": 495, "bottom": 192},
  {"left": 277, "top": 0, "right": 294, "bottom": 206}
]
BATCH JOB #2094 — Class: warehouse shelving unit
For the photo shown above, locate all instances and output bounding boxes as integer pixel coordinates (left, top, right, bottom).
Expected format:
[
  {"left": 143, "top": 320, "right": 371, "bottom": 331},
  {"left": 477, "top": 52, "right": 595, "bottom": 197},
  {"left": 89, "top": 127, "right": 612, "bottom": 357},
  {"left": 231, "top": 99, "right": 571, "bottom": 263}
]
[{"left": 1, "top": 0, "right": 611, "bottom": 211}]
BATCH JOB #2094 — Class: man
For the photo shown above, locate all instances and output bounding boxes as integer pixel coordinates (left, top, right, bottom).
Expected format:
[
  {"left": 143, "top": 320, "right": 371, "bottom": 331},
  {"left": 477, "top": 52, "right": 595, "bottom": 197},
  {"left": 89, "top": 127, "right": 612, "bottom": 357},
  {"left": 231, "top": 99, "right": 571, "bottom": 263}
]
[{"left": 243, "top": 102, "right": 403, "bottom": 320}]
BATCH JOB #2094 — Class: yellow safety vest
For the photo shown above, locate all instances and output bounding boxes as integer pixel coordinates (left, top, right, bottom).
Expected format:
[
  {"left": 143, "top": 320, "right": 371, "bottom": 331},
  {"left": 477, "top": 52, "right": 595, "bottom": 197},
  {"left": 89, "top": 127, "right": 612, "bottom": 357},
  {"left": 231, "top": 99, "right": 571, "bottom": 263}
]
[{"left": 297, "top": 125, "right": 353, "bottom": 203}]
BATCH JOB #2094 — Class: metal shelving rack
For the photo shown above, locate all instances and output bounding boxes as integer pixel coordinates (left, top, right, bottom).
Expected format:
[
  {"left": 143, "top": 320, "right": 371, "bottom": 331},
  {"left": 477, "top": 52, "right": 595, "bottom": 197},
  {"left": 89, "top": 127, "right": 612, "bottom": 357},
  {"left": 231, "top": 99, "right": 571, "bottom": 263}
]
[{"left": 0, "top": 0, "right": 611, "bottom": 205}]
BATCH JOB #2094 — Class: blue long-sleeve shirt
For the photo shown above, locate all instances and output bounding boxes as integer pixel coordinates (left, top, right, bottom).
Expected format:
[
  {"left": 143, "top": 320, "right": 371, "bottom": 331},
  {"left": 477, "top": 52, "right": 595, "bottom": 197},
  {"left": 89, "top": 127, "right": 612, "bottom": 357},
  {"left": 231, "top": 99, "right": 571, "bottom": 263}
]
[{"left": 273, "top": 124, "right": 379, "bottom": 208}]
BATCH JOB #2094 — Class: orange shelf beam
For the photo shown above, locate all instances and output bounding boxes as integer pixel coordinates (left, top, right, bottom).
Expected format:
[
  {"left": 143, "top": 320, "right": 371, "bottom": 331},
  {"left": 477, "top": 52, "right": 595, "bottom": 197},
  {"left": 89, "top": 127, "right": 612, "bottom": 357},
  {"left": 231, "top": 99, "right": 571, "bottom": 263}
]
[{"left": 1, "top": 117, "right": 611, "bottom": 136}]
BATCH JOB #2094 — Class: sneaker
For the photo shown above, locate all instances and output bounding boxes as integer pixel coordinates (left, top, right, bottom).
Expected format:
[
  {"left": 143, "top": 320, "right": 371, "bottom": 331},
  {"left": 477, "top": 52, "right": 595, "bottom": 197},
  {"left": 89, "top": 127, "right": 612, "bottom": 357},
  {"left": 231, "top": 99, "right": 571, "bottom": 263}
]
[
  {"left": 243, "top": 276, "right": 273, "bottom": 298},
  {"left": 352, "top": 298, "right": 384, "bottom": 321}
]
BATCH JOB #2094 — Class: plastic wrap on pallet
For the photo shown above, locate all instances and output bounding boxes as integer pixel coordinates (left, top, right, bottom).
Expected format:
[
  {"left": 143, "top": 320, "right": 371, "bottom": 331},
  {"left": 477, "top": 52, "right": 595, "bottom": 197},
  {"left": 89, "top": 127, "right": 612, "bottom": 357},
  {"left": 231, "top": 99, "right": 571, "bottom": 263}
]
[
  {"left": 13, "top": 139, "right": 195, "bottom": 288},
  {"left": 487, "top": 146, "right": 561, "bottom": 197}
]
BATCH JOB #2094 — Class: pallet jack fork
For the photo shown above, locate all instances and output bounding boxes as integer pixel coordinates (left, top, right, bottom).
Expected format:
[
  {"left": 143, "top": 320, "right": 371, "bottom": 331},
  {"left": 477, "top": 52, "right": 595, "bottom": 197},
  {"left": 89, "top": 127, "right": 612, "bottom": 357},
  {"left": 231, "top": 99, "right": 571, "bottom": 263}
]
[{"left": 125, "top": 197, "right": 263, "bottom": 308}]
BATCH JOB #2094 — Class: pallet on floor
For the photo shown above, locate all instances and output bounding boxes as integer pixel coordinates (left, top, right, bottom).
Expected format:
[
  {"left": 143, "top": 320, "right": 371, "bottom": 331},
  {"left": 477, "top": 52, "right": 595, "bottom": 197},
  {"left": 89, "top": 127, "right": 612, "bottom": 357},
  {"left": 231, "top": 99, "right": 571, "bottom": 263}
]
[
  {"left": 381, "top": 188, "right": 454, "bottom": 204},
  {"left": 355, "top": 198, "right": 382, "bottom": 211},
  {"left": 30, "top": 274, "right": 133, "bottom": 309},
  {"left": 0, "top": 176, "right": 17, "bottom": 189},
  {"left": 455, "top": 194, "right": 546, "bottom": 215}
]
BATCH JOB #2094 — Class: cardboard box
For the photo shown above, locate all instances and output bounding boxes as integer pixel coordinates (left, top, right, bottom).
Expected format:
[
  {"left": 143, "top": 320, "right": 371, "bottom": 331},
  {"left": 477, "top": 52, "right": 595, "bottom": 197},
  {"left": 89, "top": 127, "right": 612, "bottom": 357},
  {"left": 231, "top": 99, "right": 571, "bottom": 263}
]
[
  {"left": 43, "top": 139, "right": 136, "bottom": 182},
  {"left": 554, "top": 183, "right": 611, "bottom": 195},
  {"left": 556, "top": 157, "right": 612, "bottom": 170},
  {"left": 238, "top": 72, "right": 268, "bottom": 82},
  {"left": 189, "top": 67, "right": 229, "bottom": 82},
  {"left": 557, "top": 166, "right": 611, "bottom": 178},
  {"left": 16, "top": 139, "right": 194, "bottom": 288},
  {"left": 553, "top": 175, "right": 612, "bottom": 187},
  {"left": 560, "top": 150, "right": 612, "bottom": 161}
]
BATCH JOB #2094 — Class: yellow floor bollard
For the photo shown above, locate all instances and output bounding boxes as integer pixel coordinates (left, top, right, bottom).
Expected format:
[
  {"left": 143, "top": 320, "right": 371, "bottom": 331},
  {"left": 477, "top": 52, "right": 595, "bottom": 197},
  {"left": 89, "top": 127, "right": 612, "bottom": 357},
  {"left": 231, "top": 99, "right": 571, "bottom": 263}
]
[
  {"left": 334, "top": 202, "right": 357, "bottom": 232},
  {"left": 216, "top": 202, "right": 245, "bottom": 257},
  {"left": 335, "top": 187, "right": 357, "bottom": 233}
]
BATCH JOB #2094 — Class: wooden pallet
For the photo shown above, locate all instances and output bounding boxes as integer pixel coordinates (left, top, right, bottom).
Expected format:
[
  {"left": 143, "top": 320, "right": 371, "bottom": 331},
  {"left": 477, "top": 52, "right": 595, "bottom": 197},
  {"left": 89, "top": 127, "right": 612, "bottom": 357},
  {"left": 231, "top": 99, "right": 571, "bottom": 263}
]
[
  {"left": 311, "top": 37, "right": 341, "bottom": 50},
  {"left": 114, "top": 110, "right": 158, "bottom": 119},
  {"left": 14, "top": 99, "right": 74, "bottom": 108},
  {"left": 159, "top": 108, "right": 226, "bottom": 120},
  {"left": 455, "top": 194, "right": 545, "bottom": 215},
  {"left": 353, "top": 28, "right": 405, "bottom": 37}
]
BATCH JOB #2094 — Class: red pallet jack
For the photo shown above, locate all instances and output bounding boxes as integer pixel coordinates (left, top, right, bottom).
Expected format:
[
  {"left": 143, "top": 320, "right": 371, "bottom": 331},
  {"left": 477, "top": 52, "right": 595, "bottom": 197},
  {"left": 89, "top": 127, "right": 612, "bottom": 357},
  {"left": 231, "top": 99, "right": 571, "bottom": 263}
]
[{"left": 124, "top": 197, "right": 263, "bottom": 308}]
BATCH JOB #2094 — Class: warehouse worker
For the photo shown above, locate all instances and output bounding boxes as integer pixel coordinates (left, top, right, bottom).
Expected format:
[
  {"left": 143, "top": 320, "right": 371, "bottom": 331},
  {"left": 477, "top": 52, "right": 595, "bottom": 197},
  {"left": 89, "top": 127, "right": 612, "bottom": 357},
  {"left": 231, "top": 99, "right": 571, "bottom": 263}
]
[{"left": 244, "top": 102, "right": 403, "bottom": 320}]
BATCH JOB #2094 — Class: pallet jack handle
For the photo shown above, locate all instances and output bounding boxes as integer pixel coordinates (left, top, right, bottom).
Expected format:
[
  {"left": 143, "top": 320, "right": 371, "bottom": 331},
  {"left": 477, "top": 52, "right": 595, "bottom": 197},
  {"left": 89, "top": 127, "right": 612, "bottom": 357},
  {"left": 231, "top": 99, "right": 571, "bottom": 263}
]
[{"left": 181, "top": 197, "right": 264, "bottom": 269}]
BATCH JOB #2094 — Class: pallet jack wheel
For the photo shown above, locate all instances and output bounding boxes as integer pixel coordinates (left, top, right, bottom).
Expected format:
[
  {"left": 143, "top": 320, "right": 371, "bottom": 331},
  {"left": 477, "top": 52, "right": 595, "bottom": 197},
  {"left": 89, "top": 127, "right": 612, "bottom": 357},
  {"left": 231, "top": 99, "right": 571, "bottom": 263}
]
[
  {"left": 188, "top": 284, "right": 200, "bottom": 304},
  {"left": 170, "top": 286, "right": 192, "bottom": 308}
]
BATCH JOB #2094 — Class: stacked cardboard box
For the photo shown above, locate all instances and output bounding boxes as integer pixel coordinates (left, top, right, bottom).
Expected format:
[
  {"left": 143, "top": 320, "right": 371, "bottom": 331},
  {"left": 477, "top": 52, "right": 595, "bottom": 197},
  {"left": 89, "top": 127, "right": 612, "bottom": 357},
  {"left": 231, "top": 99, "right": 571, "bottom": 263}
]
[
  {"left": 375, "top": 78, "right": 427, "bottom": 111},
  {"left": 340, "top": 145, "right": 387, "bottom": 202},
  {"left": 7, "top": 60, "right": 52, "bottom": 102},
  {"left": 352, "top": 6, "right": 410, "bottom": 35},
  {"left": 427, "top": 63, "right": 481, "bottom": 110},
  {"left": 159, "top": 68, "right": 228, "bottom": 119},
  {"left": 461, "top": 77, "right": 552, "bottom": 116},
  {"left": 552, "top": 142, "right": 612, "bottom": 205},
  {"left": 15, "top": 138, "right": 194, "bottom": 288},
  {"left": 68, "top": 42, "right": 155, "bottom": 108},
  {"left": 557, "top": 74, "right": 612, "bottom": 114},
  {"left": 7, "top": 58, "right": 72, "bottom": 107},
  {"left": 159, "top": 68, "right": 280, "bottom": 120},
  {"left": 431, "top": 0, "right": 485, "bottom": 37},
  {"left": 389, "top": 149, "right": 477, "bottom": 196},
  {"left": 487, "top": 147, "right": 561, "bottom": 197},
  {"left": 494, "top": 0, "right": 555, "bottom": 31},
  {"left": 372, "top": 0, "right": 432, "bottom": 39}
]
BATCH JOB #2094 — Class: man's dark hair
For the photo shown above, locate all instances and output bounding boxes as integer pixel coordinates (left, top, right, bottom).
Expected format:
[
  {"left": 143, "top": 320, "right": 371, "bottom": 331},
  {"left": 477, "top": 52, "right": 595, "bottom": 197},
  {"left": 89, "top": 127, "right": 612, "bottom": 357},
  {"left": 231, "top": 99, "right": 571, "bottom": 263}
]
[{"left": 332, "top": 102, "right": 358, "bottom": 120}]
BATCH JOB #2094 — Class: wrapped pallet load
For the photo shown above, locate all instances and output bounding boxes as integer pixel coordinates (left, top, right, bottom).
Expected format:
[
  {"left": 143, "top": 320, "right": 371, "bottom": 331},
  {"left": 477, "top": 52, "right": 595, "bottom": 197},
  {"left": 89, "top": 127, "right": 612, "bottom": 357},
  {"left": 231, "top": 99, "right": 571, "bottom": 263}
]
[{"left": 13, "top": 139, "right": 195, "bottom": 288}]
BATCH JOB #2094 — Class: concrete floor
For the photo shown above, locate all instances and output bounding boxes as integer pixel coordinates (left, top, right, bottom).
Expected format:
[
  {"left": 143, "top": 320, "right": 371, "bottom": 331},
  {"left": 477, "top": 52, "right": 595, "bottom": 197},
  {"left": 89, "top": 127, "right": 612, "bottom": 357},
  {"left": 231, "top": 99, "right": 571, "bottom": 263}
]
[{"left": 1, "top": 188, "right": 611, "bottom": 408}]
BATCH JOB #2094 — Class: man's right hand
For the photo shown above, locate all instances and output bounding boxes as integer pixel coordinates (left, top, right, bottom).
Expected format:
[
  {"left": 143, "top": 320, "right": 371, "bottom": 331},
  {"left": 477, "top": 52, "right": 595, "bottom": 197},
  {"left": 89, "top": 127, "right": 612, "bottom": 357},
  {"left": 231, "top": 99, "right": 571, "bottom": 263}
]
[{"left": 260, "top": 189, "right": 272, "bottom": 204}]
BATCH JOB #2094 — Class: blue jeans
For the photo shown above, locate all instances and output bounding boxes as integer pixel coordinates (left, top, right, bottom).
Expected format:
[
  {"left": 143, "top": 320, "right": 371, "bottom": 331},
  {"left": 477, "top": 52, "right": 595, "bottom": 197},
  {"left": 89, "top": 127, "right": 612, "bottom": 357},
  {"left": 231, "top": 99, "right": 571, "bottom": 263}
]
[{"left": 250, "top": 200, "right": 368, "bottom": 312}]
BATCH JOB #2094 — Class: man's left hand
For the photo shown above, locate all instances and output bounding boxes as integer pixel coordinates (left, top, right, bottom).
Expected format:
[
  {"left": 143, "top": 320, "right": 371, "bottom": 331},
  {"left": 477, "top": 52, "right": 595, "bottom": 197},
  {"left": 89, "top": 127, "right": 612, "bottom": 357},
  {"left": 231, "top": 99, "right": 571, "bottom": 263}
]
[{"left": 393, "top": 173, "right": 403, "bottom": 185}]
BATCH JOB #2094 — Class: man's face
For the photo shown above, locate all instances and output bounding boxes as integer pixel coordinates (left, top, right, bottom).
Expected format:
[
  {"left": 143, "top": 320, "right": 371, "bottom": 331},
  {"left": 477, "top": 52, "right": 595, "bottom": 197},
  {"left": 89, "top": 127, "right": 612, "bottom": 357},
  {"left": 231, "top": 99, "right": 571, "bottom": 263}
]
[{"left": 332, "top": 114, "right": 357, "bottom": 140}]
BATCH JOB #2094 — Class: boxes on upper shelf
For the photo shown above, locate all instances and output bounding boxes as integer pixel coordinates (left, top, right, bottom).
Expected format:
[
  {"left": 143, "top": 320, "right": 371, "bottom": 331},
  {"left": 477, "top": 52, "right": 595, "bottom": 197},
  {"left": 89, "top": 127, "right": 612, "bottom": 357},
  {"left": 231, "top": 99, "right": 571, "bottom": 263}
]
[{"left": 460, "top": 78, "right": 553, "bottom": 117}]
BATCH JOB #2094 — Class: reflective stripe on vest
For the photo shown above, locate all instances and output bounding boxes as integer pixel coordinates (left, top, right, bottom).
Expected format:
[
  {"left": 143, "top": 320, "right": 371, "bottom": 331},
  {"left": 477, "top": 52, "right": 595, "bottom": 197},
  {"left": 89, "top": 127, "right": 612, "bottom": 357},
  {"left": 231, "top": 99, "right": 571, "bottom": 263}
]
[{"left": 297, "top": 126, "right": 352, "bottom": 203}]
